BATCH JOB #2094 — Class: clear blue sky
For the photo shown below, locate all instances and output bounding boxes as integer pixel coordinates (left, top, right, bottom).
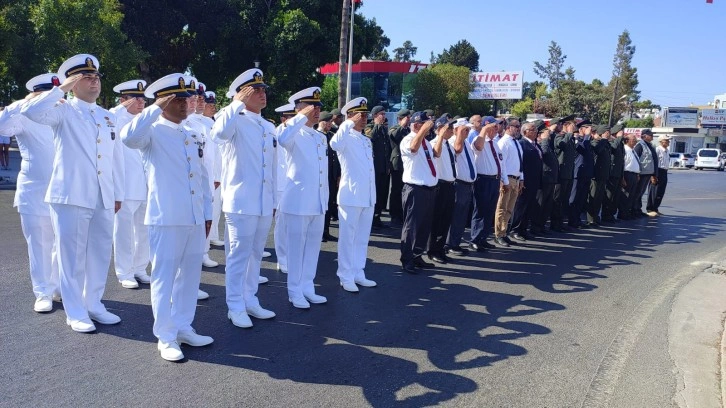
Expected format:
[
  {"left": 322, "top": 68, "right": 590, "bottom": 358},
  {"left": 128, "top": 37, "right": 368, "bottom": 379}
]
[{"left": 357, "top": 0, "right": 726, "bottom": 107}]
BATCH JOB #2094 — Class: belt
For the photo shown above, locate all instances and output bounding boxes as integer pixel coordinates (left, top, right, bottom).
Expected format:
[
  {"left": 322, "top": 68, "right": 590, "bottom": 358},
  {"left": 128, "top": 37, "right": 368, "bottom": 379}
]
[
  {"left": 437, "top": 179, "right": 455, "bottom": 185},
  {"left": 508, "top": 175, "right": 520, "bottom": 180},
  {"left": 455, "top": 179, "right": 474, "bottom": 185},
  {"left": 624, "top": 171, "right": 639, "bottom": 175},
  {"left": 404, "top": 182, "right": 436, "bottom": 190},
  {"left": 476, "top": 173, "right": 500, "bottom": 180}
]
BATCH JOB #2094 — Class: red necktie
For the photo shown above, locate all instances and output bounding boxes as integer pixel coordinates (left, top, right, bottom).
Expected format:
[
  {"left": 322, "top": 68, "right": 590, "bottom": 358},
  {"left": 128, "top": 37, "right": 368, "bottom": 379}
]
[
  {"left": 489, "top": 140, "right": 501, "bottom": 178},
  {"left": 422, "top": 141, "right": 437, "bottom": 177}
]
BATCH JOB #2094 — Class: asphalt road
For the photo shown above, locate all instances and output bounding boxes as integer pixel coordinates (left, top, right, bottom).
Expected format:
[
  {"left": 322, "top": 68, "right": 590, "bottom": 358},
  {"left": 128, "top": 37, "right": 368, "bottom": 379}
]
[{"left": 1, "top": 169, "right": 725, "bottom": 407}]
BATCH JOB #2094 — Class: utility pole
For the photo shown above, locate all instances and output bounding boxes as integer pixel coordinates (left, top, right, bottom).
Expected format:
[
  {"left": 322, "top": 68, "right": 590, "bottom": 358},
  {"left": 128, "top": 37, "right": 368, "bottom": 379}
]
[{"left": 337, "top": 0, "right": 350, "bottom": 109}]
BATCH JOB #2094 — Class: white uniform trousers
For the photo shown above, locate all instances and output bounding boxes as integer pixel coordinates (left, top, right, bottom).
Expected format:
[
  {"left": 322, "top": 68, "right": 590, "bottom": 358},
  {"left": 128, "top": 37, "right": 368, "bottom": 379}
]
[
  {"left": 50, "top": 189, "right": 114, "bottom": 323},
  {"left": 20, "top": 213, "right": 59, "bottom": 298},
  {"left": 208, "top": 187, "right": 223, "bottom": 241},
  {"left": 148, "top": 224, "right": 204, "bottom": 343},
  {"left": 113, "top": 199, "right": 149, "bottom": 281},
  {"left": 336, "top": 205, "right": 374, "bottom": 285},
  {"left": 282, "top": 213, "right": 324, "bottom": 301},
  {"left": 273, "top": 210, "right": 287, "bottom": 270},
  {"left": 224, "top": 213, "right": 273, "bottom": 311}
]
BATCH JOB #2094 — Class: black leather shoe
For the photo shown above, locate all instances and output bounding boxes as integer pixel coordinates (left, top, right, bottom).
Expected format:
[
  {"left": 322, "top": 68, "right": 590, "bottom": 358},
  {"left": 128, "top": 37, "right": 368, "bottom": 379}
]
[
  {"left": 446, "top": 246, "right": 467, "bottom": 256},
  {"left": 503, "top": 236, "right": 515, "bottom": 245},
  {"left": 428, "top": 254, "right": 447, "bottom": 264},
  {"left": 469, "top": 242, "right": 485, "bottom": 252},
  {"left": 402, "top": 263, "right": 418, "bottom": 274},
  {"left": 494, "top": 237, "right": 510, "bottom": 247},
  {"left": 413, "top": 257, "right": 434, "bottom": 268},
  {"left": 510, "top": 233, "right": 527, "bottom": 242},
  {"left": 480, "top": 241, "right": 496, "bottom": 249}
]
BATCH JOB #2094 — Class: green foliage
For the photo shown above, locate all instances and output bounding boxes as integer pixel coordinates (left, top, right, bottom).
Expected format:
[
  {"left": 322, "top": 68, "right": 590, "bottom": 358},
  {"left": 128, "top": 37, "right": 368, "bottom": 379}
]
[
  {"left": 533, "top": 41, "right": 566, "bottom": 91},
  {"left": 632, "top": 99, "right": 660, "bottom": 110},
  {"left": 320, "top": 75, "right": 338, "bottom": 111},
  {"left": 435, "top": 39, "right": 479, "bottom": 71},
  {"left": 510, "top": 99, "right": 533, "bottom": 119},
  {"left": 624, "top": 117, "right": 654, "bottom": 128},
  {"left": 410, "top": 63, "right": 479, "bottom": 116},
  {"left": 393, "top": 40, "right": 417, "bottom": 63}
]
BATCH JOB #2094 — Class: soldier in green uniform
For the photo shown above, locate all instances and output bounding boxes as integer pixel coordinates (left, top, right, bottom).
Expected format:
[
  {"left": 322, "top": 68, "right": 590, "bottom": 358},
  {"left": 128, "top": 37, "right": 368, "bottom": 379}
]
[
  {"left": 387, "top": 109, "right": 411, "bottom": 226},
  {"left": 587, "top": 125, "right": 612, "bottom": 225},
  {"left": 552, "top": 115, "right": 576, "bottom": 232},
  {"left": 602, "top": 124, "right": 625, "bottom": 222}
]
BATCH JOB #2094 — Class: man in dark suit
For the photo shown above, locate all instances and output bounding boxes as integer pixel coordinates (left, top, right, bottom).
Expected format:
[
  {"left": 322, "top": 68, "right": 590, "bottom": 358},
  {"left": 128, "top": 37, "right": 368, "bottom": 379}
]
[
  {"left": 533, "top": 121, "right": 558, "bottom": 234},
  {"left": 568, "top": 120, "right": 594, "bottom": 228},
  {"left": 552, "top": 115, "right": 576, "bottom": 231},
  {"left": 510, "top": 122, "right": 543, "bottom": 241},
  {"left": 388, "top": 109, "right": 410, "bottom": 226},
  {"left": 602, "top": 125, "right": 625, "bottom": 222},
  {"left": 587, "top": 125, "right": 612, "bottom": 226},
  {"left": 366, "top": 106, "right": 391, "bottom": 228}
]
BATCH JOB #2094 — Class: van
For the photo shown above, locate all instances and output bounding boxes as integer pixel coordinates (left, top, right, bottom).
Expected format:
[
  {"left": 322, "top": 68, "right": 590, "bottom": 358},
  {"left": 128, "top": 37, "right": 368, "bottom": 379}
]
[{"left": 694, "top": 148, "right": 724, "bottom": 171}]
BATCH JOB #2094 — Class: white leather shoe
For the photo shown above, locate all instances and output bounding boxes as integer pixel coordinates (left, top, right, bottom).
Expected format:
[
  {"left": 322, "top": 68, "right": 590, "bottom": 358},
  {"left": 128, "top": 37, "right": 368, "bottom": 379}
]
[
  {"left": 66, "top": 318, "right": 96, "bottom": 333},
  {"left": 34, "top": 295, "right": 53, "bottom": 312},
  {"left": 258, "top": 275, "right": 269, "bottom": 284},
  {"left": 197, "top": 289, "right": 209, "bottom": 300},
  {"left": 354, "top": 277, "right": 377, "bottom": 288},
  {"left": 262, "top": 250, "right": 272, "bottom": 258},
  {"left": 340, "top": 282, "right": 359, "bottom": 293},
  {"left": 202, "top": 254, "right": 219, "bottom": 268},
  {"left": 177, "top": 330, "right": 213, "bottom": 347},
  {"left": 210, "top": 239, "right": 225, "bottom": 246},
  {"left": 52, "top": 293, "right": 62, "bottom": 302},
  {"left": 89, "top": 310, "right": 121, "bottom": 325},
  {"left": 134, "top": 273, "right": 151, "bottom": 284},
  {"left": 227, "top": 311, "right": 253, "bottom": 328},
  {"left": 120, "top": 279, "right": 139, "bottom": 289},
  {"left": 289, "top": 297, "right": 310, "bottom": 309},
  {"left": 158, "top": 341, "right": 184, "bottom": 361},
  {"left": 246, "top": 305, "right": 276, "bottom": 319},
  {"left": 303, "top": 292, "right": 327, "bottom": 304},
  {"left": 277, "top": 263, "right": 288, "bottom": 274}
]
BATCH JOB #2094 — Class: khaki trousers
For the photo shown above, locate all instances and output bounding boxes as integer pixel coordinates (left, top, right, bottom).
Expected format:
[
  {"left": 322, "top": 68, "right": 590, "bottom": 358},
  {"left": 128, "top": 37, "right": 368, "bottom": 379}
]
[{"left": 494, "top": 177, "right": 520, "bottom": 237}]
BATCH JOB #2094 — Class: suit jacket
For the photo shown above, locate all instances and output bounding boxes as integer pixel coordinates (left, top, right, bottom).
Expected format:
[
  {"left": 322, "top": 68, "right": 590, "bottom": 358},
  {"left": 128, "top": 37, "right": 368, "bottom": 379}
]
[
  {"left": 555, "top": 132, "right": 576, "bottom": 181},
  {"left": 540, "top": 135, "right": 559, "bottom": 184},
  {"left": 519, "top": 138, "right": 543, "bottom": 190},
  {"left": 365, "top": 122, "right": 390, "bottom": 173},
  {"left": 575, "top": 136, "right": 594, "bottom": 180},
  {"left": 591, "top": 138, "right": 612, "bottom": 182},
  {"left": 388, "top": 124, "right": 409, "bottom": 171},
  {"left": 609, "top": 136, "right": 625, "bottom": 178}
]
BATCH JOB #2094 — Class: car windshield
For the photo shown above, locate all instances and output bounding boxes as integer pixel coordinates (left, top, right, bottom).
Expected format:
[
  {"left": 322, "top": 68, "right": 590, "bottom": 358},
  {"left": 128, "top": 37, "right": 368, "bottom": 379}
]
[
  {"left": 683, "top": 154, "right": 693, "bottom": 158},
  {"left": 699, "top": 150, "right": 719, "bottom": 157},
  {"left": 669, "top": 153, "right": 679, "bottom": 157}
]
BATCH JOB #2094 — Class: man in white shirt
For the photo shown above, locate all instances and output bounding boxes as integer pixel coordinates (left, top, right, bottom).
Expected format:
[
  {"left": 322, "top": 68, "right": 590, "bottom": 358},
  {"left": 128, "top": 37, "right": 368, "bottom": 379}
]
[
  {"left": 330, "top": 97, "right": 377, "bottom": 293},
  {"left": 399, "top": 111, "right": 436, "bottom": 274},
  {"left": 470, "top": 118, "right": 505, "bottom": 251},
  {"left": 110, "top": 79, "right": 151, "bottom": 290},
  {"left": 272, "top": 102, "right": 296, "bottom": 274},
  {"left": 122, "top": 73, "right": 214, "bottom": 361},
  {"left": 427, "top": 114, "right": 457, "bottom": 264},
  {"left": 21, "top": 54, "right": 125, "bottom": 333},
  {"left": 278, "top": 87, "right": 328, "bottom": 309},
  {"left": 646, "top": 135, "right": 671, "bottom": 216},
  {"left": 0, "top": 73, "right": 60, "bottom": 313},
  {"left": 619, "top": 134, "right": 641, "bottom": 220},
  {"left": 445, "top": 118, "right": 476, "bottom": 256},
  {"left": 493, "top": 118, "right": 523, "bottom": 247},
  {"left": 211, "top": 68, "right": 277, "bottom": 328}
]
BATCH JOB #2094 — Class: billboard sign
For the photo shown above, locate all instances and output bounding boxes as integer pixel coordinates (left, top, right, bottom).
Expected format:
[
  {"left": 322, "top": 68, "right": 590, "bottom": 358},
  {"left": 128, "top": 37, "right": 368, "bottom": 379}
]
[
  {"left": 469, "top": 71, "right": 523, "bottom": 100},
  {"left": 664, "top": 107, "right": 698, "bottom": 127},
  {"left": 700, "top": 109, "right": 726, "bottom": 128}
]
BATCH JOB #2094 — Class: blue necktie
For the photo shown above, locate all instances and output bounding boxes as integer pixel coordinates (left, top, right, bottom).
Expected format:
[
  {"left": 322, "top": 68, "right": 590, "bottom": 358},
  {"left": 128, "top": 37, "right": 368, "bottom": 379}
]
[{"left": 463, "top": 145, "right": 475, "bottom": 179}]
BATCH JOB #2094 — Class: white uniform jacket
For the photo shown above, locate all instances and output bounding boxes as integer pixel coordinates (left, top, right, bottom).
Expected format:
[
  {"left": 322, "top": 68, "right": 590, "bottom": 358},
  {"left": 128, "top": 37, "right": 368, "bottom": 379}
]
[
  {"left": 121, "top": 105, "right": 212, "bottom": 226},
  {"left": 0, "top": 100, "right": 54, "bottom": 216},
  {"left": 277, "top": 113, "right": 329, "bottom": 216},
  {"left": 275, "top": 123, "right": 288, "bottom": 205},
  {"left": 329, "top": 118, "right": 376, "bottom": 208},
  {"left": 20, "top": 87, "right": 125, "bottom": 209},
  {"left": 110, "top": 105, "right": 147, "bottom": 201},
  {"left": 210, "top": 100, "right": 276, "bottom": 216}
]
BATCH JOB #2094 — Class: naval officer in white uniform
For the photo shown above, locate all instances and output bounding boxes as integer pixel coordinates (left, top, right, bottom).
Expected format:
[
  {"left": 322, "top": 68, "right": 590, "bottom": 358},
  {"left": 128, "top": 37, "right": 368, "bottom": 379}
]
[
  {"left": 278, "top": 87, "right": 328, "bottom": 309},
  {"left": 110, "top": 79, "right": 151, "bottom": 289},
  {"left": 329, "top": 97, "right": 378, "bottom": 293},
  {"left": 211, "top": 69, "right": 277, "bottom": 328},
  {"left": 21, "top": 54, "right": 125, "bottom": 333},
  {"left": 122, "top": 73, "right": 214, "bottom": 362},
  {"left": 272, "top": 102, "right": 296, "bottom": 275},
  {"left": 0, "top": 73, "right": 61, "bottom": 313}
]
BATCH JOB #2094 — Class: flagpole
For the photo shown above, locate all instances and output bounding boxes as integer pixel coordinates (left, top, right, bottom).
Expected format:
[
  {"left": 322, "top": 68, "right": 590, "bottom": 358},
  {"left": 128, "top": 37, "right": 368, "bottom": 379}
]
[{"left": 346, "top": 0, "right": 355, "bottom": 103}]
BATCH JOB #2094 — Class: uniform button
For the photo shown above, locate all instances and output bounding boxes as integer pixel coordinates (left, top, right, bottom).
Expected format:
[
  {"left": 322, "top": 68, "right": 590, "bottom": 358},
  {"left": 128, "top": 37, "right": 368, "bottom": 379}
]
[
  {"left": 187, "top": 157, "right": 191, "bottom": 161},
  {"left": 318, "top": 157, "right": 322, "bottom": 160},
  {"left": 320, "top": 171, "right": 322, "bottom": 174},
  {"left": 263, "top": 148, "right": 266, "bottom": 152},
  {"left": 98, "top": 155, "right": 101, "bottom": 159},
  {"left": 189, "top": 173, "right": 194, "bottom": 178},
  {"left": 191, "top": 190, "right": 195, "bottom": 195},
  {"left": 97, "top": 138, "right": 101, "bottom": 143},
  {"left": 263, "top": 164, "right": 266, "bottom": 167},
  {"left": 97, "top": 124, "right": 101, "bottom": 128},
  {"left": 185, "top": 141, "right": 189, "bottom": 145},
  {"left": 319, "top": 184, "right": 322, "bottom": 187},
  {"left": 263, "top": 180, "right": 266, "bottom": 183},
  {"left": 97, "top": 170, "right": 102, "bottom": 175}
]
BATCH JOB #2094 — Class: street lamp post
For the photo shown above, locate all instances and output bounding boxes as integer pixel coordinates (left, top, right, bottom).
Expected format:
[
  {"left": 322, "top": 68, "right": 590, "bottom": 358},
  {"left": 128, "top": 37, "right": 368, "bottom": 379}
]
[{"left": 345, "top": 0, "right": 356, "bottom": 103}]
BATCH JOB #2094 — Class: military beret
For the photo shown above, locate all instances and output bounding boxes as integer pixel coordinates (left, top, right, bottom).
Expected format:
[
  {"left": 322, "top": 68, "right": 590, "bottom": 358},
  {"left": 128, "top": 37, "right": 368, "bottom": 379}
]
[
  {"left": 610, "top": 124, "right": 623, "bottom": 134},
  {"left": 576, "top": 119, "right": 592, "bottom": 129},
  {"left": 641, "top": 129, "right": 653, "bottom": 136},
  {"left": 397, "top": 108, "right": 411, "bottom": 118},
  {"left": 319, "top": 111, "right": 333, "bottom": 122},
  {"left": 330, "top": 108, "right": 341, "bottom": 116},
  {"left": 370, "top": 105, "right": 385, "bottom": 116},
  {"left": 424, "top": 109, "right": 435, "bottom": 117},
  {"left": 595, "top": 125, "right": 610, "bottom": 135}
]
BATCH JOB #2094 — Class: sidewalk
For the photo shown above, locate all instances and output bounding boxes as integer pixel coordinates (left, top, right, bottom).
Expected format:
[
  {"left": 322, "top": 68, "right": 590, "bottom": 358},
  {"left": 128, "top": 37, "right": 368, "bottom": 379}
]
[{"left": 0, "top": 148, "right": 21, "bottom": 190}]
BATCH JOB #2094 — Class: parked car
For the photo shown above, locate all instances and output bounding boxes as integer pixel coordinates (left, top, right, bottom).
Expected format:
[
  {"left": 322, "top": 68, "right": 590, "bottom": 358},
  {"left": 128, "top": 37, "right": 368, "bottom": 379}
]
[
  {"left": 668, "top": 153, "right": 695, "bottom": 168},
  {"left": 694, "top": 148, "right": 724, "bottom": 171}
]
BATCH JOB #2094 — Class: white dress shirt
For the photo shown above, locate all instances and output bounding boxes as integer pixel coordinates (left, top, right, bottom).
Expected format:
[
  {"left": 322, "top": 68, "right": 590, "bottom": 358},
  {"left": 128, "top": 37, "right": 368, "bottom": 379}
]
[
  {"left": 0, "top": 100, "right": 54, "bottom": 216},
  {"left": 275, "top": 123, "right": 288, "bottom": 202},
  {"left": 656, "top": 145, "right": 669, "bottom": 170},
  {"left": 400, "top": 131, "right": 438, "bottom": 187},
  {"left": 110, "top": 105, "right": 148, "bottom": 201},
  {"left": 497, "top": 133, "right": 524, "bottom": 180},
  {"left": 623, "top": 145, "right": 640, "bottom": 173},
  {"left": 121, "top": 105, "right": 212, "bottom": 225},
  {"left": 278, "top": 113, "right": 329, "bottom": 215},
  {"left": 472, "top": 135, "right": 509, "bottom": 185},
  {"left": 330, "top": 118, "right": 376, "bottom": 207},
  {"left": 454, "top": 139, "right": 477, "bottom": 183},
  {"left": 210, "top": 100, "right": 276, "bottom": 216},
  {"left": 433, "top": 138, "right": 456, "bottom": 182},
  {"left": 21, "top": 87, "right": 125, "bottom": 209}
]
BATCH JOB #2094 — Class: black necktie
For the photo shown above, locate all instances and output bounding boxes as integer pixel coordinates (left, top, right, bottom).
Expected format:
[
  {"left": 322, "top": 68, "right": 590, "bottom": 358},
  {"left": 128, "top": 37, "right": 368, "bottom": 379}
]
[
  {"left": 445, "top": 142, "right": 456, "bottom": 178},
  {"left": 513, "top": 139, "right": 523, "bottom": 173}
]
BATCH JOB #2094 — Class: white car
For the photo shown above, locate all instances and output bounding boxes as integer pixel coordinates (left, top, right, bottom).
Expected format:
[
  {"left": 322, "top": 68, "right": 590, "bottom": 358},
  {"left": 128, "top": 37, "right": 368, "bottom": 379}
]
[
  {"left": 694, "top": 148, "right": 724, "bottom": 171},
  {"left": 669, "top": 153, "right": 695, "bottom": 168}
]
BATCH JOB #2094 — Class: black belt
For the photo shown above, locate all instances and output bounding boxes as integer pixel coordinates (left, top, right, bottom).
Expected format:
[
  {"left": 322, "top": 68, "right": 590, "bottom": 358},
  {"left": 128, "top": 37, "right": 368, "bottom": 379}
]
[
  {"left": 438, "top": 179, "right": 454, "bottom": 185},
  {"left": 476, "top": 174, "right": 500, "bottom": 180},
  {"left": 405, "top": 182, "right": 437, "bottom": 190},
  {"left": 455, "top": 179, "right": 474, "bottom": 185},
  {"left": 624, "top": 171, "right": 639, "bottom": 175}
]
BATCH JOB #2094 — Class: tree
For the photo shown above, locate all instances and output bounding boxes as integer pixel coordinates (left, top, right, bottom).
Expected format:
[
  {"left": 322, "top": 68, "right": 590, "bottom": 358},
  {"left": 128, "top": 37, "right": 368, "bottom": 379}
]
[
  {"left": 409, "top": 63, "right": 475, "bottom": 115},
  {"left": 320, "top": 74, "right": 339, "bottom": 111},
  {"left": 624, "top": 117, "right": 654, "bottom": 128},
  {"left": 632, "top": 99, "right": 660, "bottom": 110},
  {"left": 392, "top": 40, "right": 417, "bottom": 62},
  {"left": 436, "top": 39, "right": 479, "bottom": 71},
  {"left": 607, "top": 30, "right": 640, "bottom": 125},
  {"left": 533, "top": 41, "right": 567, "bottom": 90}
]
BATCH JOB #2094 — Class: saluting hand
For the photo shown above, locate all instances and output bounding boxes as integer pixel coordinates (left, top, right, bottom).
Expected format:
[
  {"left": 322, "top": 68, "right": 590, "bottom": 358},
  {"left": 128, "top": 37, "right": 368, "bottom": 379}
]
[
  {"left": 234, "top": 86, "right": 255, "bottom": 104},
  {"left": 299, "top": 105, "right": 317, "bottom": 122},
  {"left": 154, "top": 95, "right": 176, "bottom": 109},
  {"left": 59, "top": 74, "right": 83, "bottom": 93},
  {"left": 352, "top": 112, "right": 364, "bottom": 124},
  {"left": 421, "top": 119, "right": 434, "bottom": 133}
]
